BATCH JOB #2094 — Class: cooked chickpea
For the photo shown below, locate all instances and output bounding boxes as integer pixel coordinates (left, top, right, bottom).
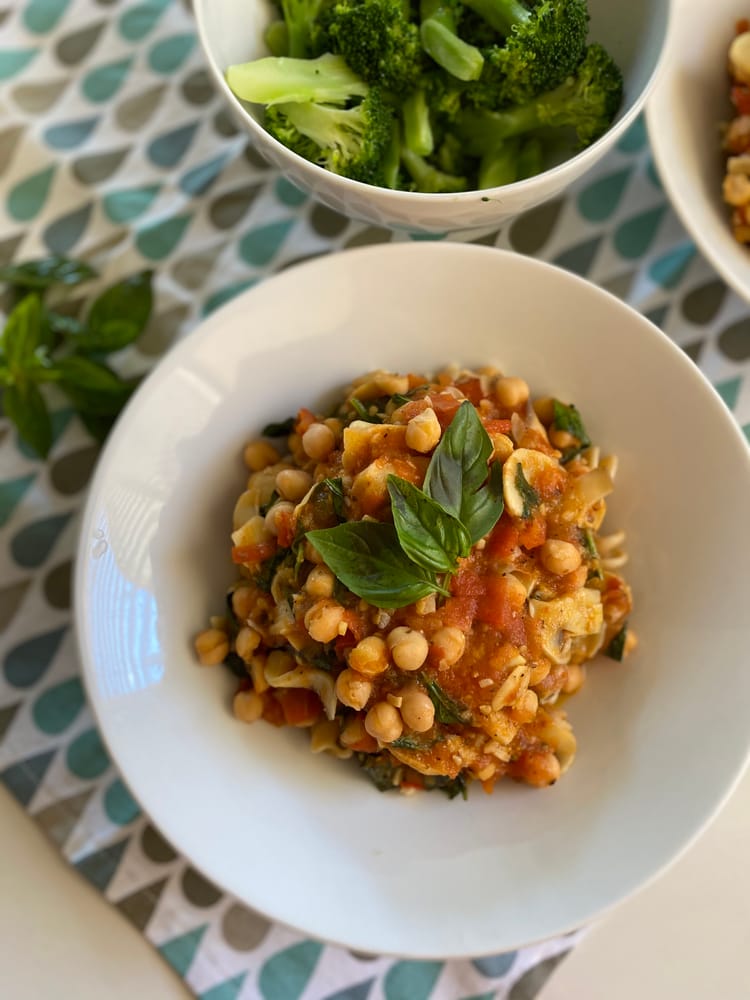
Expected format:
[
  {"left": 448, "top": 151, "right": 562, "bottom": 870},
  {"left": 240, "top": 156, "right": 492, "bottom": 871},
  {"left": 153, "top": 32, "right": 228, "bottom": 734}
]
[
  {"left": 494, "top": 376, "right": 529, "bottom": 409},
  {"left": 399, "top": 686, "right": 435, "bottom": 733},
  {"left": 304, "top": 599, "right": 346, "bottom": 643},
  {"left": 276, "top": 468, "right": 312, "bottom": 502},
  {"left": 304, "top": 565, "right": 335, "bottom": 599},
  {"left": 510, "top": 688, "right": 539, "bottom": 723},
  {"left": 335, "top": 668, "right": 373, "bottom": 710},
  {"left": 364, "top": 701, "right": 403, "bottom": 743},
  {"left": 243, "top": 440, "right": 280, "bottom": 472},
  {"left": 386, "top": 626, "right": 429, "bottom": 671},
  {"left": 235, "top": 626, "right": 261, "bottom": 663},
  {"left": 540, "top": 539, "right": 582, "bottom": 576},
  {"left": 232, "top": 689, "right": 264, "bottom": 723},
  {"left": 194, "top": 628, "right": 229, "bottom": 666},
  {"left": 532, "top": 396, "right": 555, "bottom": 425},
  {"left": 304, "top": 540, "right": 326, "bottom": 565},
  {"left": 521, "top": 750, "right": 561, "bottom": 787},
  {"left": 264, "top": 500, "right": 294, "bottom": 536},
  {"left": 549, "top": 427, "right": 577, "bottom": 450},
  {"left": 302, "top": 422, "right": 336, "bottom": 461},
  {"left": 231, "top": 586, "right": 255, "bottom": 622},
  {"left": 348, "top": 635, "right": 389, "bottom": 677},
  {"left": 340, "top": 716, "right": 368, "bottom": 748},
  {"left": 562, "top": 664, "right": 585, "bottom": 695},
  {"left": 490, "top": 432, "right": 514, "bottom": 462},
  {"left": 431, "top": 626, "right": 466, "bottom": 667},
  {"left": 405, "top": 408, "right": 441, "bottom": 453}
]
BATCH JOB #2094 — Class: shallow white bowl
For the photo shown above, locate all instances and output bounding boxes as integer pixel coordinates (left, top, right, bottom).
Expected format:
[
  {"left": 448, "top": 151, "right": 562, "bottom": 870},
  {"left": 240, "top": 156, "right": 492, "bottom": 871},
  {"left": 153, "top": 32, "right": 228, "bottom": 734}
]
[
  {"left": 647, "top": 0, "right": 750, "bottom": 301},
  {"left": 75, "top": 244, "right": 750, "bottom": 958},
  {"left": 195, "top": 0, "right": 672, "bottom": 233}
]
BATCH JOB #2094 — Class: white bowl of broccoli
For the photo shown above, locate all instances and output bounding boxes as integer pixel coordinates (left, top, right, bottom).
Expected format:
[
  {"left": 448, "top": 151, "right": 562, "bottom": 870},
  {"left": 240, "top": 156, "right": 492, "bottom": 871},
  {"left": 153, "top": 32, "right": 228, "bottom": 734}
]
[{"left": 195, "top": 0, "right": 673, "bottom": 233}]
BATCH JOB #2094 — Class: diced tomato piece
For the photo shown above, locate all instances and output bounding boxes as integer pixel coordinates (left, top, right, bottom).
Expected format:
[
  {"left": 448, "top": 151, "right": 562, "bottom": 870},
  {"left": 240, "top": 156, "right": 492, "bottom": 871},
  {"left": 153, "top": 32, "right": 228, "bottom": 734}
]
[
  {"left": 483, "top": 418, "right": 512, "bottom": 435},
  {"left": 276, "top": 510, "right": 295, "bottom": 549},
  {"left": 486, "top": 514, "right": 520, "bottom": 560},
  {"left": 476, "top": 575, "right": 527, "bottom": 645},
  {"left": 261, "top": 692, "right": 286, "bottom": 727},
  {"left": 737, "top": 18, "right": 750, "bottom": 34},
  {"left": 732, "top": 85, "right": 750, "bottom": 115},
  {"left": 231, "top": 541, "right": 277, "bottom": 564},
  {"left": 518, "top": 515, "right": 546, "bottom": 550},
  {"left": 454, "top": 377, "right": 484, "bottom": 404},
  {"left": 428, "top": 391, "right": 463, "bottom": 427},
  {"left": 295, "top": 407, "right": 316, "bottom": 434},
  {"left": 347, "top": 734, "right": 379, "bottom": 753},
  {"left": 277, "top": 688, "right": 323, "bottom": 727}
]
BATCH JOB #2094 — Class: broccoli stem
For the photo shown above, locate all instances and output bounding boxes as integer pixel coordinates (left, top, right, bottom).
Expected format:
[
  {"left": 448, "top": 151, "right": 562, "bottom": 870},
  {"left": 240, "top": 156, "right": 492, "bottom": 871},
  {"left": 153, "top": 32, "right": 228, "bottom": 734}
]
[
  {"left": 402, "top": 89, "right": 434, "bottom": 156},
  {"left": 282, "top": 0, "right": 325, "bottom": 58},
  {"left": 463, "top": 0, "right": 530, "bottom": 34},
  {"left": 401, "top": 146, "right": 468, "bottom": 192},
  {"left": 383, "top": 121, "right": 402, "bottom": 188},
  {"left": 226, "top": 54, "right": 369, "bottom": 107},
  {"left": 516, "top": 136, "right": 544, "bottom": 179},
  {"left": 477, "top": 137, "right": 519, "bottom": 189},
  {"left": 264, "top": 20, "right": 290, "bottom": 57},
  {"left": 420, "top": 0, "right": 485, "bottom": 82}
]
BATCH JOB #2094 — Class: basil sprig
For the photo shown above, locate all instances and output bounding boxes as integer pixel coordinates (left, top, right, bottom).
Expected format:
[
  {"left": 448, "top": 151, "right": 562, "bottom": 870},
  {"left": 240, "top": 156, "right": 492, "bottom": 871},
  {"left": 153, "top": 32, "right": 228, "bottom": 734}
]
[
  {"left": 552, "top": 400, "right": 591, "bottom": 463},
  {"left": 388, "top": 475, "right": 470, "bottom": 574},
  {"left": 0, "top": 257, "right": 153, "bottom": 457}
]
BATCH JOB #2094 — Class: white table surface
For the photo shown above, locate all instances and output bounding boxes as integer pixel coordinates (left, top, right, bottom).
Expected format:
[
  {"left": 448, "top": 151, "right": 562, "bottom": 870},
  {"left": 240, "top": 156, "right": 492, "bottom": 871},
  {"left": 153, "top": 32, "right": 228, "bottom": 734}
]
[{"left": 2, "top": 769, "right": 748, "bottom": 1000}]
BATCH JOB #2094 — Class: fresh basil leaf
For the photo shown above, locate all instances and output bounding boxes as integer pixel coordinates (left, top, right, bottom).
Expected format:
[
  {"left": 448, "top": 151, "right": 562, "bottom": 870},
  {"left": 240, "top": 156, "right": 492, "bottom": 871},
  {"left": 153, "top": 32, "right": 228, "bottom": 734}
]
[
  {"left": 350, "top": 397, "right": 383, "bottom": 423},
  {"left": 75, "top": 270, "right": 153, "bottom": 352},
  {"left": 582, "top": 528, "right": 603, "bottom": 581},
  {"left": 255, "top": 547, "right": 293, "bottom": 592},
  {"left": 0, "top": 256, "right": 97, "bottom": 290},
  {"left": 357, "top": 751, "right": 400, "bottom": 792},
  {"left": 419, "top": 673, "right": 472, "bottom": 725},
  {"left": 391, "top": 734, "right": 439, "bottom": 750},
  {"left": 3, "top": 380, "right": 53, "bottom": 457},
  {"left": 307, "top": 521, "right": 446, "bottom": 608},
  {"left": 0, "top": 365, "right": 11, "bottom": 386},
  {"left": 62, "top": 382, "right": 134, "bottom": 416},
  {"left": 325, "top": 477, "right": 345, "bottom": 518},
  {"left": 514, "top": 462, "right": 540, "bottom": 519},
  {"left": 390, "top": 393, "right": 412, "bottom": 407},
  {"left": 387, "top": 474, "right": 470, "bottom": 574},
  {"left": 552, "top": 400, "right": 591, "bottom": 463},
  {"left": 423, "top": 401, "right": 503, "bottom": 544},
  {"left": 262, "top": 416, "right": 294, "bottom": 437},
  {"left": 296, "top": 477, "right": 345, "bottom": 534},
  {"left": 2, "top": 294, "right": 43, "bottom": 371},
  {"left": 605, "top": 624, "right": 628, "bottom": 662},
  {"left": 55, "top": 355, "right": 130, "bottom": 394}
]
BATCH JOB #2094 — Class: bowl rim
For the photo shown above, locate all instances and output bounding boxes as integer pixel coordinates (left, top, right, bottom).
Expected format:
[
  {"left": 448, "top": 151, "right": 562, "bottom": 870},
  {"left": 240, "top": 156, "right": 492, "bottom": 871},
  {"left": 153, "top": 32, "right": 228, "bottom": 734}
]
[
  {"left": 193, "top": 0, "right": 675, "bottom": 204},
  {"left": 73, "top": 242, "right": 750, "bottom": 959}
]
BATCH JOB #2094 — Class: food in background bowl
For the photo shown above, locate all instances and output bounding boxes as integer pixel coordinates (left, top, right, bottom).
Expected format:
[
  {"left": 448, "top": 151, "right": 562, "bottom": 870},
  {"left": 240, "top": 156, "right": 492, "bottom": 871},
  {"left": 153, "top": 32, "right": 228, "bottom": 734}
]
[
  {"left": 194, "top": 364, "right": 634, "bottom": 797},
  {"left": 722, "top": 18, "right": 750, "bottom": 241},
  {"left": 226, "top": 0, "right": 624, "bottom": 192}
]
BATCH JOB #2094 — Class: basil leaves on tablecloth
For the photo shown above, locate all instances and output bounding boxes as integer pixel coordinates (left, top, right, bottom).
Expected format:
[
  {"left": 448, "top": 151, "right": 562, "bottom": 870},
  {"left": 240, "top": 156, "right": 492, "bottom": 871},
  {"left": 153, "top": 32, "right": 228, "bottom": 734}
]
[
  {"left": 307, "top": 400, "right": 505, "bottom": 607},
  {"left": 0, "top": 257, "right": 153, "bottom": 457}
]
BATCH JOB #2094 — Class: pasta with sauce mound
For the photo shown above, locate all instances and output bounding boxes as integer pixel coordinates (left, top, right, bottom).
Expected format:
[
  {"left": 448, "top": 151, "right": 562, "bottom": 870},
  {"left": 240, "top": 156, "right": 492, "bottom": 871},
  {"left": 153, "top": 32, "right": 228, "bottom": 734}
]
[{"left": 194, "top": 365, "right": 635, "bottom": 797}]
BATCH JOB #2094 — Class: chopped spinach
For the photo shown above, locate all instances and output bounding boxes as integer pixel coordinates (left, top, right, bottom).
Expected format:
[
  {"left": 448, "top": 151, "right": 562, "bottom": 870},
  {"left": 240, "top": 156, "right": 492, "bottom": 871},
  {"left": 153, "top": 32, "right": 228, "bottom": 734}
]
[
  {"left": 349, "top": 397, "right": 383, "bottom": 423},
  {"left": 255, "top": 548, "right": 293, "bottom": 592},
  {"left": 356, "top": 752, "right": 401, "bottom": 792},
  {"left": 425, "top": 772, "right": 468, "bottom": 800},
  {"left": 514, "top": 462, "right": 540, "bottom": 519},
  {"left": 259, "top": 489, "right": 280, "bottom": 517},
  {"left": 419, "top": 673, "right": 472, "bottom": 725},
  {"left": 262, "top": 416, "right": 294, "bottom": 437},
  {"left": 223, "top": 652, "right": 248, "bottom": 678},
  {"left": 605, "top": 624, "right": 628, "bottom": 662},
  {"left": 390, "top": 734, "right": 439, "bottom": 750},
  {"left": 552, "top": 400, "right": 591, "bottom": 463}
]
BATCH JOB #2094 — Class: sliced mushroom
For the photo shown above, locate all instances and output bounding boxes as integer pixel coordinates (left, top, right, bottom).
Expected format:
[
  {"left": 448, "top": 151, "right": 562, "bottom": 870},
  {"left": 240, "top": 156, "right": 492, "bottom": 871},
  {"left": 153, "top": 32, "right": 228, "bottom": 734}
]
[
  {"left": 264, "top": 658, "right": 337, "bottom": 720},
  {"left": 502, "top": 448, "right": 560, "bottom": 518},
  {"left": 529, "top": 588, "right": 604, "bottom": 664}
]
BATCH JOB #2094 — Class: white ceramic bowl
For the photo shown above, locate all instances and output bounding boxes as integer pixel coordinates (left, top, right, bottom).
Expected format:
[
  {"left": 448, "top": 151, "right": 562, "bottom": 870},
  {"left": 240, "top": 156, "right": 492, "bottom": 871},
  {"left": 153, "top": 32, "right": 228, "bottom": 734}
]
[
  {"left": 647, "top": 0, "right": 750, "bottom": 301},
  {"left": 195, "top": 0, "right": 673, "bottom": 233},
  {"left": 75, "top": 243, "right": 750, "bottom": 959}
]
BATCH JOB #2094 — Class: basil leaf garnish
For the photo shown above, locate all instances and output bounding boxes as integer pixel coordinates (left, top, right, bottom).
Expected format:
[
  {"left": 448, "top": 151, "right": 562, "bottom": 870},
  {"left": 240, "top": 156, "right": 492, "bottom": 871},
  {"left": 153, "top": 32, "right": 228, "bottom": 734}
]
[
  {"left": 74, "top": 270, "right": 153, "bottom": 352},
  {"left": 3, "top": 381, "right": 52, "bottom": 458},
  {"left": 514, "top": 462, "right": 539, "bottom": 519},
  {"left": 552, "top": 400, "right": 591, "bottom": 463},
  {"left": 2, "top": 294, "right": 43, "bottom": 372},
  {"left": 423, "top": 401, "right": 504, "bottom": 543},
  {"left": 55, "top": 356, "right": 131, "bottom": 394},
  {"left": 387, "top": 474, "right": 471, "bottom": 574},
  {"left": 307, "top": 521, "right": 446, "bottom": 608},
  {"left": 419, "top": 672, "right": 472, "bottom": 724}
]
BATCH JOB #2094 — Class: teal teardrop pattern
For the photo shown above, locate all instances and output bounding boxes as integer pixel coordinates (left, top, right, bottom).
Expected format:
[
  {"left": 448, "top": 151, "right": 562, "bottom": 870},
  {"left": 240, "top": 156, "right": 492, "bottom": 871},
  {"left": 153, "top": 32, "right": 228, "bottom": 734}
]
[
  {"left": 613, "top": 205, "right": 666, "bottom": 260},
  {"left": 322, "top": 981, "right": 376, "bottom": 1000},
  {"left": 577, "top": 167, "right": 632, "bottom": 223},
  {"left": 32, "top": 677, "right": 85, "bottom": 735},
  {"left": 103, "top": 183, "right": 161, "bottom": 223},
  {"left": 259, "top": 941, "right": 324, "bottom": 1000},
  {"left": 11, "top": 512, "right": 72, "bottom": 568},
  {"left": 44, "top": 116, "right": 100, "bottom": 150},
  {"left": 75, "top": 838, "right": 129, "bottom": 892},
  {"left": 81, "top": 57, "right": 133, "bottom": 103},
  {"left": 199, "top": 974, "right": 248, "bottom": 1000},
  {"left": 179, "top": 153, "right": 230, "bottom": 197},
  {"left": 716, "top": 375, "right": 742, "bottom": 411},
  {"left": 43, "top": 202, "right": 93, "bottom": 255},
  {"left": 648, "top": 242, "right": 696, "bottom": 289},
  {"left": 471, "top": 952, "right": 517, "bottom": 977},
  {"left": 148, "top": 32, "right": 196, "bottom": 74},
  {"left": 24, "top": 0, "right": 72, "bottom": 33},
  {"left": 119, "top": 0, "right": 171, "bottom": 41},
  {"left": 275, "top": 177, "right": 308, "bottom": 207},
  {"left": 0, "top": 473, "right": 36, "bottom": 529},
  {"left": 383, "top": 961, "right": 443, "bottom": 1000},
  {"left": 238, "top": 219, "right": 296, "bottom": 267},
  {"left": 66, "top": 727, "right": 111, "bottom": 780},
  {"left": 202, "top": 278, "right": 258, "bottom": 316},
  {"left": 103, "top": 777, "right": 141, "bottom": 825},
  {"left": 147, "top": 121, "right": 199, "bottom": 168},
  {"left": 645, "top": 157, "right": 663, "bottom": 191},
  {"left": 617, "top": 114, "right": 647, "bottom": 154},
  {"left": 7, "top": 164, "right": 56, "bottom": 221},
  {"left": 0, "top": 48, "right": 39, "bottom": 81},
  {"left": 135, "top": 213, "right": 192, "bottom": 260},
  {"left": 4, "top": 626, "right": 68, "bottom": 689},
  {"left": 159, "top": 925, "right": 209, "bottom": 977}
]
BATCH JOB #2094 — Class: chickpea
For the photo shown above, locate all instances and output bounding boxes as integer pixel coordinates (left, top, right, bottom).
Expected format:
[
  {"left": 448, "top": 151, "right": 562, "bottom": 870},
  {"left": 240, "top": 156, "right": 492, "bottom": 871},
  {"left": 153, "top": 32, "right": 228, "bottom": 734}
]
[
  {"left": 276, "top": 468, "right": 312, "bottom": 502},
  {"left": 399, "top": 686, "right": 435, "bottom": 733},
  {"left": 194, "top": 628, "right": 229, "bottom": 666},
  {"left": 340, "top": 716, "right": 370, "bottom": 748},
  {"left": 335, "top": 668, "right": 373, "bottom": 710},
  {"left": 490, "top": 432, "right": 514, "bottom": 462},
  {"left": 304, "top": 540, "right": 326, "bottom": 565},
  {"left": 264, "top": 500, "right": 295, "bottom": 537},
  {"left": 235, "top": 626, "right": 261, "bottom": 663},
  {"left": 431, "top": 626, "right": 466, "bottom": 667},
  {"left": 562, "top": 664, "right": 585, "bottom": 695},
  {"left": 348, "top": 635, "right": 389, "bottom": 677},
  {"left": 549, "top": 427, "right": 577, "bottom": 450},
  {"left": 365, "top": 701, "right": 403, "bottom": 743},
  {"left": 233, "top": 689, "right": 264, "bottom": 723},
  {"left": 540, "top": 539, "right": 582, "bottom": 576},
  {"left": 304, "top": 599, "right": 346, "bottom": 643},
  {"left": 304, "top": 565, "right": 335, "bottom": 599},
  {"left": 509, "top": 688, "right": 539, "bottom": 723},
  {"left": 494, "top": 376, "right": 529, "bottom": 410},
  {"left": 386, "top": 626, "right": 429, "bottom": 671},
  {"left": 405, "top": 408, "right": 441, "bottom": 453},
  {"left": 532, "top": 396, "right": 555, "bottom": 425},
  {"left": 243, "top": 440, "right": 280, "bottom": 472},
  {"left": 521, "top": 750, "right": 561, "bottom": 787},
  {"left": 302, "top": 422, "right": 336, "bottom": 461},
  {"left": 231, "top": 586, "right": 255, "bottom": 622}
]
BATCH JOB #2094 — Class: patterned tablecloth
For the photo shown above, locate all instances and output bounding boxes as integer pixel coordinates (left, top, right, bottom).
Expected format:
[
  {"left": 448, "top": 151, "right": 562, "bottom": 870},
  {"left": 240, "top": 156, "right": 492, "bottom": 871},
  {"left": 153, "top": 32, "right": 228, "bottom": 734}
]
[{"left": 2, "top": 2, "right": 750, "bottom": 999}]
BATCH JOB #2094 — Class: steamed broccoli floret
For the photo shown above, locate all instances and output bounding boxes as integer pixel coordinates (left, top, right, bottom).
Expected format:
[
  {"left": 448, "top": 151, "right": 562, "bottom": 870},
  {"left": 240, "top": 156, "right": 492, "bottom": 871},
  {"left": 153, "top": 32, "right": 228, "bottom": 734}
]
[
  {"left": 457, "top": 44, "right": 623, "bottom": 153},
  {"left": 420, "top": 0, "right": 485, "bottom": 82},
  {"left": 465, "top": 0, "right": 589, "bottom": 106},
  {"left": 280, "top": 0, "right": 329, "bottom": 57},
  {"left": 321, "top": 0, "right": 424, "bottom": 92},
  {"left": 265, "top": 90, "right": 394, "bottom": 184},
  {"left": 227, "top": 53, "right": 369, "bottom": 106},
  {"left": 401, "top": 146, "right": 468, "bottom": 191},
  {"left": 402, "top": 88, "right": 435, "bottom": 155}
]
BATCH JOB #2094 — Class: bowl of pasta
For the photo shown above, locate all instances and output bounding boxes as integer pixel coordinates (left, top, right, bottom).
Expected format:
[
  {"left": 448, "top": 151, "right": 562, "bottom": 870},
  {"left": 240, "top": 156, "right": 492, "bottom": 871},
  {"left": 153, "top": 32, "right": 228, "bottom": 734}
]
[{"left": 75, "top": 242, "right": 750, "bottom": 958}]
